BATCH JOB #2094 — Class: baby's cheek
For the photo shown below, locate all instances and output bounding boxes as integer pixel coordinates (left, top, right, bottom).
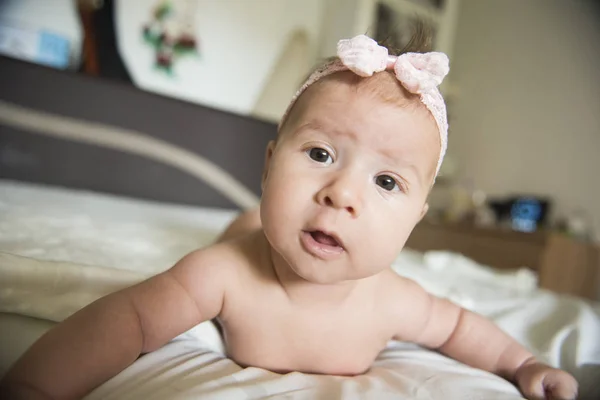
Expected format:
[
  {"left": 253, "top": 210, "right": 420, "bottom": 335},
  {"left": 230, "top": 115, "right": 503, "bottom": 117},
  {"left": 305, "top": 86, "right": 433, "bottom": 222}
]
[
  {"left": 384, "top": 216, "right": 417, "bottom": 252},
  {"left": 261, "top": 180, "right": 300, "bottom": 234},
  {"left": 362, "top": 221, "right": 408, "bottom": 262},
  {"left": 387, "top": 208, "right": 415, "bottom": 233}
]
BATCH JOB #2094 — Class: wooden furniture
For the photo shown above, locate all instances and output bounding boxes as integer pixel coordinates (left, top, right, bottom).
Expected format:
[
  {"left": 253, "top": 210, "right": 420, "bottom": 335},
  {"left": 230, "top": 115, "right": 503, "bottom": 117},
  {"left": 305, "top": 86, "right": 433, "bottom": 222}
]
[{"left": 406, "top": 221, "right": 600, "bottom": 300}]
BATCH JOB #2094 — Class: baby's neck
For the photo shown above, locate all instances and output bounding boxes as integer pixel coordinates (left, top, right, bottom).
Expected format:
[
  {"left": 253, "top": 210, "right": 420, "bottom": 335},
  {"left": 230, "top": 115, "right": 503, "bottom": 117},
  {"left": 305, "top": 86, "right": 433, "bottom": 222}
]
[{"left": 260, "top": 233, "right": 361, "bottom": 306}]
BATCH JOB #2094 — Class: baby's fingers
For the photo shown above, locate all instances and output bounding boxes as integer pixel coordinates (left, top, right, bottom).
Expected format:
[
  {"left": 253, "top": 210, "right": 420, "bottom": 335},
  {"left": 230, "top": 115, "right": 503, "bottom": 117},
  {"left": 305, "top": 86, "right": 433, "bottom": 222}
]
[
  {"left": 516, "top": 363, "right": 578, "bottom": 400},
  {"left": 518, "top": 375, "right": 547, "bottom": 400},
  {"left": 542, "top": 370, "right": 578, "bottom": 400}
]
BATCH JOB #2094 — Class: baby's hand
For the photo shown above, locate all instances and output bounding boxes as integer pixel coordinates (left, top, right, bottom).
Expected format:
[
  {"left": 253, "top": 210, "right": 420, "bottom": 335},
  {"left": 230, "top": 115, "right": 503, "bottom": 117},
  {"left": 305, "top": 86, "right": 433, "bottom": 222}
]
[{"left": 515, "top": 359, "right": 578, "bottom": 400}]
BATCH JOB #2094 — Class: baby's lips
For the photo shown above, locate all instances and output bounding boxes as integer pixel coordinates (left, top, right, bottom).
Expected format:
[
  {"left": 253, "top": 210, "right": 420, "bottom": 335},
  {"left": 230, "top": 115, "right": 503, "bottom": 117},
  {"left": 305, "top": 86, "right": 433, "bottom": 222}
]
[
  {"left": 311, "top": 231, "right": 341, "bottom": 247},
  {"left": 311, "top": 228, "right": 345, "bottom": 250}
]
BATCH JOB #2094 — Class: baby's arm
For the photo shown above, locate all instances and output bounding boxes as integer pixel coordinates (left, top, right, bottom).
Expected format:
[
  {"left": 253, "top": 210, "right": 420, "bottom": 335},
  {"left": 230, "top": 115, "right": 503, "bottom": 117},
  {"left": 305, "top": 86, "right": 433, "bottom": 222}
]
[
  {"left": 0, "top": 248, "right": 227, "bottom": 400},
  {"left": 391, "top": 277, "right": 578, "bottom": 400}
]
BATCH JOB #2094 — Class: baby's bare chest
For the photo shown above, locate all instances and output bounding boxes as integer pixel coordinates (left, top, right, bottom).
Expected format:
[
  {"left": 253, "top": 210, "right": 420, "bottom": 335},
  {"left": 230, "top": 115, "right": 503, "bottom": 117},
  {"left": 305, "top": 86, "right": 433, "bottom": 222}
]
[{"left": 219, "top": 294, "right": 393, "bottom": 375}]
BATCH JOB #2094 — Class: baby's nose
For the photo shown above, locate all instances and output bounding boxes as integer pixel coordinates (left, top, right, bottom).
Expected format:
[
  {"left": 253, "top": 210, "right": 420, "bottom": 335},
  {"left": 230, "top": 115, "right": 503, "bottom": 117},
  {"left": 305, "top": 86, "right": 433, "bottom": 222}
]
[
  {"left": 317, "top": 176, "right": 363, "bottom": 217},
  {"left": 322, "top": 193, "right": 356, "bottom": 216}
]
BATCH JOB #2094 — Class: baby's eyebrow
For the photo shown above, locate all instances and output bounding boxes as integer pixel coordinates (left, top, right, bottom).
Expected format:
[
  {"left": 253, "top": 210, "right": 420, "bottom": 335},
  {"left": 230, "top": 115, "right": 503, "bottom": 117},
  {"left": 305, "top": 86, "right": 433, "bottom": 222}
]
[
  {"left": 377, "top": 146, "right": 399, "bottom": 165},
  {"left": 377, "top": 150, "right": 425, "bottom": 186},
  {"left": 401, "top": 163, "right": 421, "bottom": 185},
  {"left": 297, "top": 121, "right": 323, "bottom": 133},
  {"left": 297, "top": 120, "right": 359, "bottom": 142}
]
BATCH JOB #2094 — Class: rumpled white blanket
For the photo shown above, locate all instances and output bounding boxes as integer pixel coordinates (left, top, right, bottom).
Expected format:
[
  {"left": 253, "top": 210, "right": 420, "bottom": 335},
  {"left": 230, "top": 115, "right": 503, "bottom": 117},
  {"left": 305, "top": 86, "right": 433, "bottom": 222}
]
[{"left": 1, "top": 180, "right": 599, "bottom": 399}]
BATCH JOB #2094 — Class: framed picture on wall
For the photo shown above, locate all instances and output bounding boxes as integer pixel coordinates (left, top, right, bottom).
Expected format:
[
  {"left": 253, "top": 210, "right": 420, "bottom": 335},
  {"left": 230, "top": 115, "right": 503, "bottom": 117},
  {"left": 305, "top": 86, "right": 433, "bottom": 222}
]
[
  {"left": 375, "top": 0, "right": 443, "bottom": 50},
  {"left": 373, "top": 0, "right": 444, "bottom": 51}
]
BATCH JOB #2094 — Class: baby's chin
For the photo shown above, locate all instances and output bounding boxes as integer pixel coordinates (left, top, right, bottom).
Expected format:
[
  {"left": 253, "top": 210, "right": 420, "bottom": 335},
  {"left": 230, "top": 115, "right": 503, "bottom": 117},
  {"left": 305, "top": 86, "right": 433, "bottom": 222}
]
[{"left": 289, "top": 262, "right": 381, "bottom": 285}]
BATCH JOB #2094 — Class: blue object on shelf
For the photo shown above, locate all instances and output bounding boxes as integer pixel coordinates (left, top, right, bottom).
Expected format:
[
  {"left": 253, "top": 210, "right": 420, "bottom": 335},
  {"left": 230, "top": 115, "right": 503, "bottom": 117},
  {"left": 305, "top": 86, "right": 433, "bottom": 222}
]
[
  {"left": 37, "top": 30, "right": 70, "bottom": 68},
  {"left": 0, "top": 21, "right": 70, "bottom": 69},
  {"left": 510, "top": 198, "right": 543, "bottom": 232}
]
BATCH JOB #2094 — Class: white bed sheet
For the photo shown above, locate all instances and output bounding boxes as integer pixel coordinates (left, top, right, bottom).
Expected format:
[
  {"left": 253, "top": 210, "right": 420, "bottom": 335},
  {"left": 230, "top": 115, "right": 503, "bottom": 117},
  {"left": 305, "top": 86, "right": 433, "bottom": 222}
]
[{"left": 1, "top": 179, "right": 599, "bottom": 399}]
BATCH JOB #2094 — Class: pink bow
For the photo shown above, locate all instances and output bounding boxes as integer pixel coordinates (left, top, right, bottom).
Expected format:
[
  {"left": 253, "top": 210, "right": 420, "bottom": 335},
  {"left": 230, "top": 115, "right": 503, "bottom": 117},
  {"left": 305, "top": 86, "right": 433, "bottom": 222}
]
[{"left": 336, "top": 35, "right": 449, "bottom": 95}]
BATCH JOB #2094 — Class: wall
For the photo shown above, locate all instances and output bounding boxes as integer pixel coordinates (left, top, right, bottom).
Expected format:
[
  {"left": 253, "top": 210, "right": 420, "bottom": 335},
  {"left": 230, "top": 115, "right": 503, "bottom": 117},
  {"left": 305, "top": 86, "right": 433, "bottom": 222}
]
[
  {"left": 115, "top": 0, "right": 322, "bottom": 119},
  {"left": 252, "top": 30, "right": 310, "bottom": 122},
  {"left": 448, "top": 0, "right": 600, "bottom": 240},
  {"left": 317, "top": 0, "right": 376, "bottom": 58}
]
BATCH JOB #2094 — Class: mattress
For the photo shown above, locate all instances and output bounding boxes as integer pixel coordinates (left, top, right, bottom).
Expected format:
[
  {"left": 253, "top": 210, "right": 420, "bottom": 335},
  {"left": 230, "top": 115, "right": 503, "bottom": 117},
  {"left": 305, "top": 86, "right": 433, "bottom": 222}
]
[{"left": 1, "top": 179, "right": 599, "bottom": 399}]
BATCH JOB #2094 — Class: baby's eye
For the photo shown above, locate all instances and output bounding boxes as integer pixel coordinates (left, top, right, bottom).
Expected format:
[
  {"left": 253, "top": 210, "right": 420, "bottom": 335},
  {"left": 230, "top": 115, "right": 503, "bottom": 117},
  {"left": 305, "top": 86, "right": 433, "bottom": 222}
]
[
  {"left": 375, "top": 175, "right": 400, "bottom": 192},
  {"left": 307, "top": 147, "right": 333, "bottom": 165}
]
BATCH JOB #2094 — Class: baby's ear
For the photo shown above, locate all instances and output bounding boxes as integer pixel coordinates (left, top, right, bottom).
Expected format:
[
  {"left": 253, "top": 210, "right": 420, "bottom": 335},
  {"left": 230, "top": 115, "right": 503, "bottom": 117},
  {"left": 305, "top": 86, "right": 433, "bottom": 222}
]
[
  {"left": 261, "top": 140, "right": 276, "bottom": 191},
  {"left": 419, "top": 203, "right": 429, "bottom": 221}
]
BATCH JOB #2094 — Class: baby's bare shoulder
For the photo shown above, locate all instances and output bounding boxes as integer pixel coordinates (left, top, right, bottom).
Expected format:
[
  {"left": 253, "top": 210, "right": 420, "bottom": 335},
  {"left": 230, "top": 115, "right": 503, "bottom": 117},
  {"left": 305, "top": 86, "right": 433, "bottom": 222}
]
[
  {"left": 374, "top": 270, "right": 435, "bottom": 337},
  {"left": 375, "top": 269, "right": 428, "bottom": 302},
  {"left": 169, "top": 231, "right": 266, "bottom": 297},
  {"left": 170, "top": 235, "right": 255, "bottom": 283}
]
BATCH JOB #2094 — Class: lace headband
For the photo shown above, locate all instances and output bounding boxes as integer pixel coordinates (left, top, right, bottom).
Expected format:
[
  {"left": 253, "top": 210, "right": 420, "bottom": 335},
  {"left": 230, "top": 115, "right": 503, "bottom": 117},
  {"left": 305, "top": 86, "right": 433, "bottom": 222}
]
[{"left": 279, "top": 34, "right": 450, "bottom": 176}]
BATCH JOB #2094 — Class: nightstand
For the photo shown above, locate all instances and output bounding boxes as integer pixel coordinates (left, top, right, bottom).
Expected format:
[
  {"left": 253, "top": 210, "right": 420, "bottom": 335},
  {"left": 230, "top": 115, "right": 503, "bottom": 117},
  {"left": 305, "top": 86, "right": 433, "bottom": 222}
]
[{"left": 406, "top": 221, "right": 600, "bottom": 300}]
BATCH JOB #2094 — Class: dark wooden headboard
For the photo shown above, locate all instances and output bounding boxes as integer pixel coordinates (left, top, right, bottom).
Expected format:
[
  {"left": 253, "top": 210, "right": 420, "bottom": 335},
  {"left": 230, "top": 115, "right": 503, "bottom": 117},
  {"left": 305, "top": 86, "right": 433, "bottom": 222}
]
[{"left": 0, "top": 56, "right": 276, "bottom": 210}]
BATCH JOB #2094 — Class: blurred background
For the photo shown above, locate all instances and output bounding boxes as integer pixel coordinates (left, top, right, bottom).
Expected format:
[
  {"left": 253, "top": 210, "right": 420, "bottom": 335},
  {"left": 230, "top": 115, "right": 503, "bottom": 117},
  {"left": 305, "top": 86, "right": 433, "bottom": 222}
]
[{"left": 1, "top": 0, "right": 599, "bottom": 243}]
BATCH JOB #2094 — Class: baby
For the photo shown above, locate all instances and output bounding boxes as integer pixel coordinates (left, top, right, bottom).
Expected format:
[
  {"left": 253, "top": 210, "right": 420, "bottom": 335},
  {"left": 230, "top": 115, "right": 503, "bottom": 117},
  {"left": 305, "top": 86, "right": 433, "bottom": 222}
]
[{"left": 1, "top": 32, "right": 578, "bottom": 400}]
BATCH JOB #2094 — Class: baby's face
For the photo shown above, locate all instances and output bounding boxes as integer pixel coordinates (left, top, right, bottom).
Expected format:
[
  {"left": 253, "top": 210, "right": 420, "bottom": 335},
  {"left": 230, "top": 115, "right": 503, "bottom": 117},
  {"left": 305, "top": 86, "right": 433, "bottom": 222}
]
[{"left": 261, "top": 73, "right": 440, "bottom": 284}]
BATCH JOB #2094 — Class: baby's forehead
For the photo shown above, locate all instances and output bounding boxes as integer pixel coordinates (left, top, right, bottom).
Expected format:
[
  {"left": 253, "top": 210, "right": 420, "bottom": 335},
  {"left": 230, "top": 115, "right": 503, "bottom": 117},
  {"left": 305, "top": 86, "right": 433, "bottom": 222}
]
[
  {"left": 283, "top": 72, "right": 424, "bottom": 131},
  {"left": 318, "top": 70, "right": 423, "bottom": 109},
  {"left": 286, "top": 71, "right": 435, "bottom": 135}
]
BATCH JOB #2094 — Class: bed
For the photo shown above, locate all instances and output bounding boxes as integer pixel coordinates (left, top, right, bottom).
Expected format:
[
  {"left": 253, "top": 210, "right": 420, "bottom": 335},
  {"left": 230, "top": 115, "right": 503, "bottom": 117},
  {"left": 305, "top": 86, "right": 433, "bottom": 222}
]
[{"left": 1, "top": 56, "right": 599, "bottom": 399}]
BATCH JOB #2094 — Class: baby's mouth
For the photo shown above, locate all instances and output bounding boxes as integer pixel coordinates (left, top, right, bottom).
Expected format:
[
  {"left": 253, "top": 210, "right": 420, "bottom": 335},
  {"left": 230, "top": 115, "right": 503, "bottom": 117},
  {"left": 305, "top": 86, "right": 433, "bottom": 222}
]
[
  {"left": 310, "top": 230, "right": 342, "bottom": 248},
  {"left": 301, "top": 229, "right": 345, "bottom": 258}
]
